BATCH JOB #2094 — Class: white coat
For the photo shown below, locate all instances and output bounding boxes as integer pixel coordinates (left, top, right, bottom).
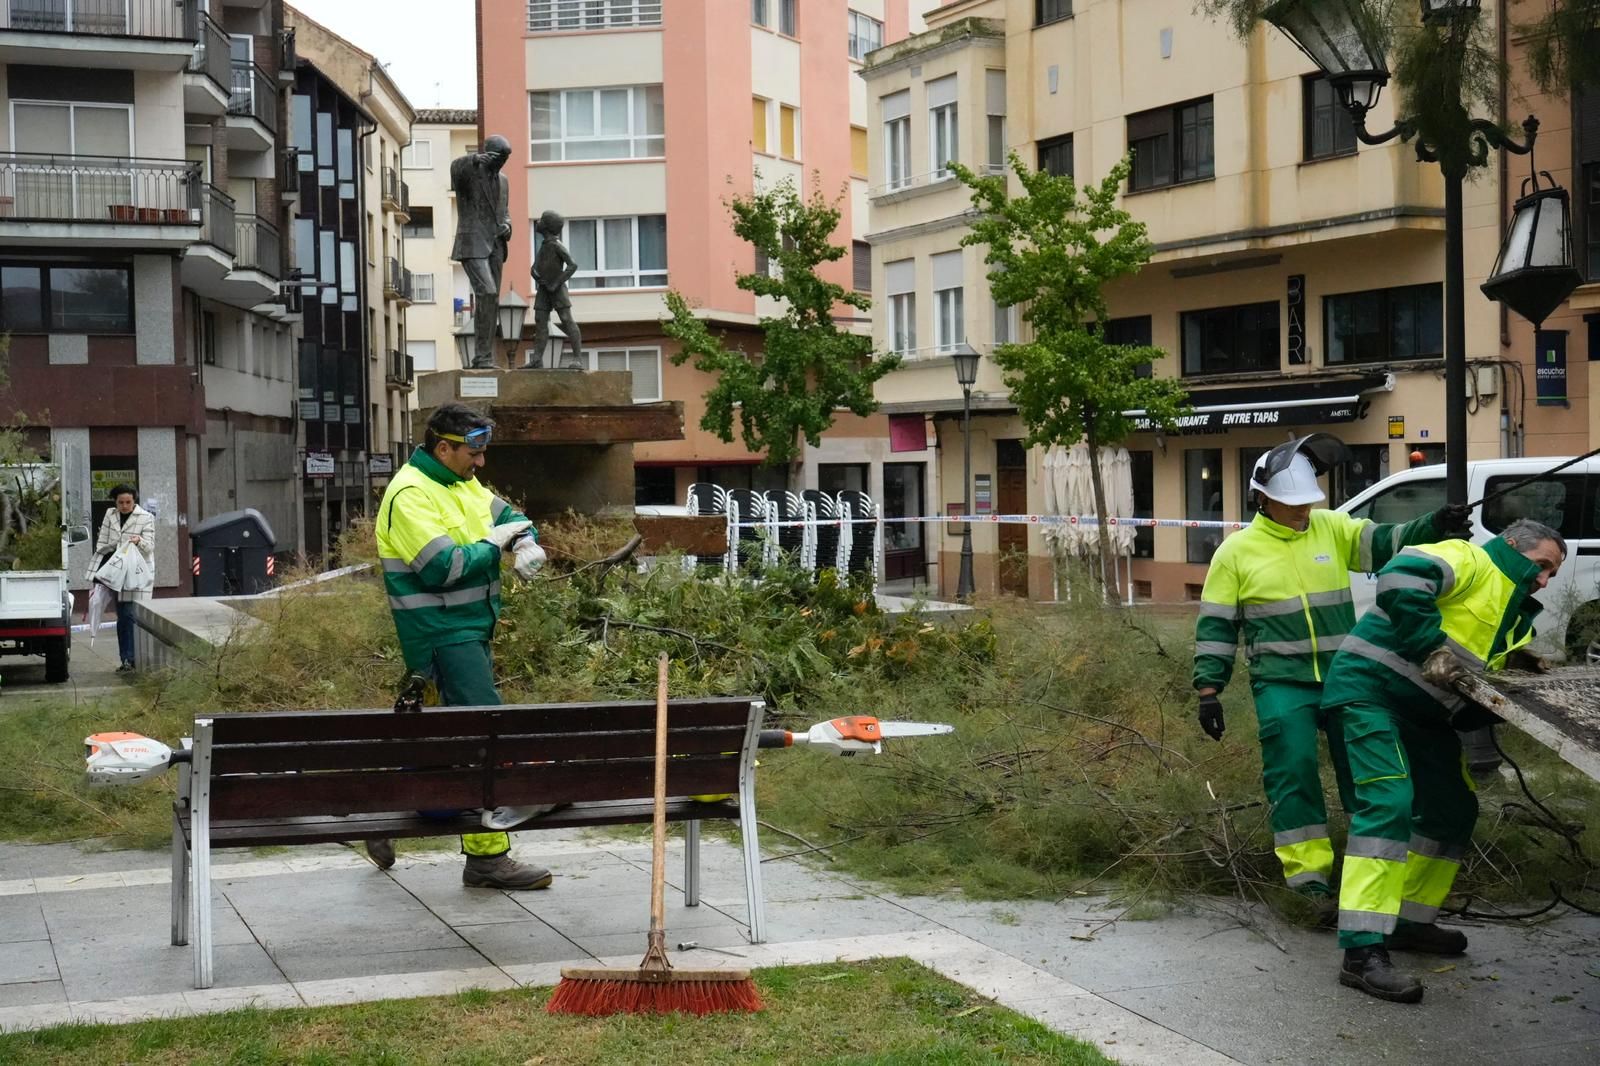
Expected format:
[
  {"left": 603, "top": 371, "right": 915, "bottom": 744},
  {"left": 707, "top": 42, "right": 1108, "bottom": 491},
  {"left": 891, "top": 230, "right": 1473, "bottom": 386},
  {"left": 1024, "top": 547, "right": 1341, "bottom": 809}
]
[{"left": 93, "top": 504, "right": 156, "bottom": 602}]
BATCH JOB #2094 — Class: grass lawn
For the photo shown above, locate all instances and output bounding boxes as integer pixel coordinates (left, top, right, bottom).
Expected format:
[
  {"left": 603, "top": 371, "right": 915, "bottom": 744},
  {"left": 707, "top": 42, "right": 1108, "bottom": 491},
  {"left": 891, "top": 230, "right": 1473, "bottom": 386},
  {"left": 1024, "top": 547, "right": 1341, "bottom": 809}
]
[{"left": 0, "top": 959, "right": 1120, "bottom": 1066}]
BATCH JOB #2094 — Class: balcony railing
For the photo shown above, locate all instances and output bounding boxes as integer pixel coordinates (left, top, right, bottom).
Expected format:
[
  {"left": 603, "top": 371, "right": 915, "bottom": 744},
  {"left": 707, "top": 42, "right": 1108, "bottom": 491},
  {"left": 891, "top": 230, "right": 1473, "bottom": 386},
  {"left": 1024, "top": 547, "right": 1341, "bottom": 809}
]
[
  {"left": 187, "top": 10, "right": 228, "bottom": 92},
  {"left": 234, "top": 214, "right": 281, "bottom": 279},
  {"left": 386, "top": 349, "right": 414, "bottom": 389},
  {"left": 229, "top": 60, "right": 278, "bottom": 132},
  {"left": 527, "top": 0, "right": 661, "bottom": 32},
  {"left": 384, "top": 257, "right": 412, "bottom": 302},
  {"left": 1, "top": 0, "right": 198, "bottom": 39},
  {"left": 0, "top": 153, "right": 199, "bottom": 223},
  {"left": 198, "top": 183, "right": 235, "bottom": 254},
  {"left": 381, "top": 166, "right": 409, "bottom": 218}
]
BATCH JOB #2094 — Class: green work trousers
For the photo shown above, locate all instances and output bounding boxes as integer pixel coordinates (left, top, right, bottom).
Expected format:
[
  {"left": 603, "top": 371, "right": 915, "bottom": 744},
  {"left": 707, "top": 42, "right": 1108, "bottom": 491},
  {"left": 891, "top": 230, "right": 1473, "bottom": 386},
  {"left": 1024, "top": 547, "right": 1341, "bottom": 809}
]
[
  {"left": 1252, "top": 680, "right": 1354, "bottom": 891},
  {"left": 1335, "top": 700, "right": 1477, "bottom": 949},
  {"left": 431, "top": 640, "right": 512, "bottom": 858}
]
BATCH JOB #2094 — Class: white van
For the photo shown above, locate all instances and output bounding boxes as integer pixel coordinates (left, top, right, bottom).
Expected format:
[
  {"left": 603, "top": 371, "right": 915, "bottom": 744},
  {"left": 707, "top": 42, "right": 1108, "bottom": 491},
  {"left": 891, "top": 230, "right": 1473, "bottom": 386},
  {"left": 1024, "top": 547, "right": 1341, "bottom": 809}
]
[{"left": 1337, "top": 457, "right": 1600, "bottom": 663}]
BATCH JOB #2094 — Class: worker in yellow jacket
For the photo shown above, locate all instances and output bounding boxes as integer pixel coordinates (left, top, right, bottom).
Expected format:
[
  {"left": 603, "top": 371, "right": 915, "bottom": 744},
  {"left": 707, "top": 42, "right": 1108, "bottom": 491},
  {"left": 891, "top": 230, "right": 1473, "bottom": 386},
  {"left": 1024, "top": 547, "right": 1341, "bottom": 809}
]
[{"left": 1194, "top": 435, "right": 1470, "bottom": 918}]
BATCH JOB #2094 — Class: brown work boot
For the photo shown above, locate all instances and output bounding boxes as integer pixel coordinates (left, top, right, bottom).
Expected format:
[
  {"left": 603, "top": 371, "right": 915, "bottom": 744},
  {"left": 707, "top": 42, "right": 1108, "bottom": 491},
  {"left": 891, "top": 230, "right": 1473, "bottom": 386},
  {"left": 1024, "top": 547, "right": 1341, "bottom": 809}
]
[
  {"left": 1340, "top": 946, "right": 1424, "bottom": 1003},
  {"left": 1386, "top": 921, "right": 1468, "bottom": 956},
  {"left": 462, "top": 852, "right": 553, "bottom": 890},
  {"left": 365, "top": 837, "right": 395, "bottom": 870}
]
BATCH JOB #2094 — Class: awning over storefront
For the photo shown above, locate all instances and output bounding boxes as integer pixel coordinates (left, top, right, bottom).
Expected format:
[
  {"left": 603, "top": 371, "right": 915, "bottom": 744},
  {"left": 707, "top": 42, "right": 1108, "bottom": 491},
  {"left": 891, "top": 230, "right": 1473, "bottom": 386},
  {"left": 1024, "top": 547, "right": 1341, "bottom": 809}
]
[{"left": 1125, "top": 373, "right": 1394, "bottom": 434}]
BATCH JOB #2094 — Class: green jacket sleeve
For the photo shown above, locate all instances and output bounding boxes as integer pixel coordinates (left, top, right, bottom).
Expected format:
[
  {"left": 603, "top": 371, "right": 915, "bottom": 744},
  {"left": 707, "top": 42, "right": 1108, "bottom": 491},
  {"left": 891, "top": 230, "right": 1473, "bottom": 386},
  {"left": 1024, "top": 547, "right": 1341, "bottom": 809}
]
[
  {"left": 487, "top": 489, "right": 537, "bottom": 542},
  {"left": 1193, "top": 547, "right": 1242, "bottom": 692},
  {"left": 388, "top": 487, "right": 503, "bottom": 591},
  {"left": 1338, "top": 509, "right": 1440, "bottom": 575},
  {"left": 1373, "top": 546, "right": 1462, "bottom": 663}
]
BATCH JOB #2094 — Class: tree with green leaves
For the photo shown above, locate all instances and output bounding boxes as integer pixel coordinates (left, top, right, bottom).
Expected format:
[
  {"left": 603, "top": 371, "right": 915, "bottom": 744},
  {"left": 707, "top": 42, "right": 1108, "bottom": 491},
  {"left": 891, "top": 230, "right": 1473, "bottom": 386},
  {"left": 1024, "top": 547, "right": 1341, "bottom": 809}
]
[
  {"left": 950, "top": 155, "right": 1189, "bottom": 598},
  {"left": 662, "top": 179, "right": 900, "bottom": 469}
]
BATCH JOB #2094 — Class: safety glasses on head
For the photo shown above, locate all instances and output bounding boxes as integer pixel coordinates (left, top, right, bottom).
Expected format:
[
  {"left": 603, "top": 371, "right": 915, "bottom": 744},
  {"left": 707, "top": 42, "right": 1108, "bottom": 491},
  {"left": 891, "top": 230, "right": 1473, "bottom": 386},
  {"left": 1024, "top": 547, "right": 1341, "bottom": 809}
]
[{"left": 440, "top": 426, "right": 493, "bottom": 449}]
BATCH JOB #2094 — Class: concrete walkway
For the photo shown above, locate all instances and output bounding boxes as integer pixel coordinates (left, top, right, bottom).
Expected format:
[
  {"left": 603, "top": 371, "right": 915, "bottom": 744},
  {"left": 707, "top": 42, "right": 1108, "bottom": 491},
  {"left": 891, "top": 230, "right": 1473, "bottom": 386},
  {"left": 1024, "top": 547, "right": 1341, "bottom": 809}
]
[{"left": 1, "top": 833, "right": 1597, "bottom": 1064}]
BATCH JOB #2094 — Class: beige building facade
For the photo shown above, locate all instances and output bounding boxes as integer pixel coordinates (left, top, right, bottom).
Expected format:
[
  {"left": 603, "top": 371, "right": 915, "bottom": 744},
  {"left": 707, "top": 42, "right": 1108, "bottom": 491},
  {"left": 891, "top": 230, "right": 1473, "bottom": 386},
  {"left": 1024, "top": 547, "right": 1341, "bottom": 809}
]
[
  {"left": 400, "top": 110, "right": 477, "bottom": 386},
  {"left": 864, "top": 0, "right": 1516, "bottom": 600}
]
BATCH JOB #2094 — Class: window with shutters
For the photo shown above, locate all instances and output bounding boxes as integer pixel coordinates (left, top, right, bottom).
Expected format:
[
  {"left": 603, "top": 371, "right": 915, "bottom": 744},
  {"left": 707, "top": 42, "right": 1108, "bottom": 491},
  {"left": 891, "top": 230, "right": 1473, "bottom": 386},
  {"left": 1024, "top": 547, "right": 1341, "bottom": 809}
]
[
  {"left": 853, "top": 240, "right": 871, "bottom": 293},
  {"left": 986, "top": 70, "right": 1006, "bottom": 173},
  {"left": 1128, "top": 97, "right": 1213, "bottom": 191},
  {"left": 932, "top": 250, "right": 964, "bottom": 353},
  {"left": 886, "top": 258, "right": 915, "bottom": 354},
  {"left": 779, "top": 104, "right": 798, "bottom": 160},
  {"left": 882, "top": 90, "right": 911, "bottom": 190},
  {"left": 927, "top": 76, "right": 958, "bottom": 179},
  {"left": 851, "top": 125, "right": 868, "bottom": 174}
]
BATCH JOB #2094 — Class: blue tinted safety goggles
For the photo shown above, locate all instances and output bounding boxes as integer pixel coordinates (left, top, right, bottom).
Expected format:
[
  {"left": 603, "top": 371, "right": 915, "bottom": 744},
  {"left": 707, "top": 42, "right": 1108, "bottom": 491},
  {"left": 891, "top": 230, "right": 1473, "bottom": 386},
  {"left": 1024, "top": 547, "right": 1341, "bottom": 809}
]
[{"left": 440, "top": 426, "right": 493, "bottom": 448}]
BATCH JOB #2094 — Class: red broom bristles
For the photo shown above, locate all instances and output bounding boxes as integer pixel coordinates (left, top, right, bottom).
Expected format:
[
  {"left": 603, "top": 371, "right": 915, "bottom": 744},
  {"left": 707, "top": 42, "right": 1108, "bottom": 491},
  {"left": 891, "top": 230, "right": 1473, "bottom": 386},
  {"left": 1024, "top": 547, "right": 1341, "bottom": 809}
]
[{"left": 546, "top": 976, "right": 763, "bottom": 1016}]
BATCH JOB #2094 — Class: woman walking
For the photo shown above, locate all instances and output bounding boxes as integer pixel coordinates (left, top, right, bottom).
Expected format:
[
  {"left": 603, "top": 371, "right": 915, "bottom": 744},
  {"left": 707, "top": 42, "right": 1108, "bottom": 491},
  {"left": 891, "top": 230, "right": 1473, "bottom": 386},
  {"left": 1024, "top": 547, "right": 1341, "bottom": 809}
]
[{"left": 91, "top": 485, "right": 155, "bottom": 672}]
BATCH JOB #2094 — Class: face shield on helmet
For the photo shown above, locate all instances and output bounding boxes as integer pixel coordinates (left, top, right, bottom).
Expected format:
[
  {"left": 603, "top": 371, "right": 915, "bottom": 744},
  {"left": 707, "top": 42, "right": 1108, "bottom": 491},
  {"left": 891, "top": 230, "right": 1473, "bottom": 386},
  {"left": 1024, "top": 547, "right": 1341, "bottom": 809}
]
[{"left": 1249, "top": 433, "right": 1351, "bottom": 507}]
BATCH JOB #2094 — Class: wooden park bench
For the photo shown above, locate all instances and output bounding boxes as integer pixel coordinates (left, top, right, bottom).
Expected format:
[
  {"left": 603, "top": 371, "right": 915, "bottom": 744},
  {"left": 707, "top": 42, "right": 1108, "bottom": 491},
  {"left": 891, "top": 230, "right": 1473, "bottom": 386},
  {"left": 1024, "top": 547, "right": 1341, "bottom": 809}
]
[{"left": 170, "top": 697, "right": 768, "bottom": 989}]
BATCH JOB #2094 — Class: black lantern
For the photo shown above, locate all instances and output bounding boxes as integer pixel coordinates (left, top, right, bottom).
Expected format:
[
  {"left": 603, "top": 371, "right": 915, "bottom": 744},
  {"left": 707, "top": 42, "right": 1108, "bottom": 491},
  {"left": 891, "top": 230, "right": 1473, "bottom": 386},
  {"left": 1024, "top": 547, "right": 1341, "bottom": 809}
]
[
  {"left": 951, "top": 347, "right": 980, "bottom": 387},
  {"left": 1419, "top": 0, "right": 1482, "bottom": 24},
  {"left": 1263, "top": 0, "right": 1390, "bottom": 116},
  {"left": 1481, "top": 179, "right": 1583, "bottom": 328}
]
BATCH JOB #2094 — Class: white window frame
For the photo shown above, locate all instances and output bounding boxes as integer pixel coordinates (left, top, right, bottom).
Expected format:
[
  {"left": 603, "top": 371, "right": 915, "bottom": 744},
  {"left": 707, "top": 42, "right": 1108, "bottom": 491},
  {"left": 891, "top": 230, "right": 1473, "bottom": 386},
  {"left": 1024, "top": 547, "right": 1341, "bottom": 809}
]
[
  {"left": 401, "top": 139, "right": 432, "bottom": 169},
  {"left": 935, "top": 285, "right": 964, "bottom": 353},
  {"left": 561, "top": 214, "right": 668, "bottom": 290},
  {"left": 587, "top": 345, "right": 662, "bottom": 402},
  {"left": 848, "top": 11, "right": 883, "bottom": 61},
  {"left": 930, "top": 100, "right": 958, "bottom": 180},
  {"left": 411, "top": 272, "right": 436, "bottom": 303},
  {"left": 751, "top": 0, "right": 768, "bottom": 27},
  {"left": 406, "top": 339, "right": 437, "bottom": 372},
  {"left": 888, "top": 293, "right": 916, "bottom": 355},
  {"left": 529, "top": 85, "right": 664, "bottom": 163},
  {"left": 528, "top": 1, "right": 664, "bottom": 32},
  {"left": 885, "top": 115, "right": 910, "bottom": 189}
]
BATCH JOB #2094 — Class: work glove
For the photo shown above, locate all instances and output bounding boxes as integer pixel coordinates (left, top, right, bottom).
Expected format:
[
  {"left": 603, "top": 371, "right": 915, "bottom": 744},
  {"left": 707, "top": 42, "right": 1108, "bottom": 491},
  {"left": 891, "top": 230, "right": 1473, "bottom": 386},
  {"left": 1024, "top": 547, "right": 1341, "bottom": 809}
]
[
  {"left": 1431, "top": 502, "right": 1474, "bottom": 540},
  {"left": 482, "top": 520, "right": 532, "bottom": 552},
  {"left": 1197, "top": 693, "right": 1226, "bottom": 742},
  {"left": 1423, "top": 646, "right": 1473, "bottom": 689},
  {"left": 512, "top": 538, "right": 547, "bottom": 579},
  {"left": 1504, "top": 648, "right": 1550, "bottom": 673}
]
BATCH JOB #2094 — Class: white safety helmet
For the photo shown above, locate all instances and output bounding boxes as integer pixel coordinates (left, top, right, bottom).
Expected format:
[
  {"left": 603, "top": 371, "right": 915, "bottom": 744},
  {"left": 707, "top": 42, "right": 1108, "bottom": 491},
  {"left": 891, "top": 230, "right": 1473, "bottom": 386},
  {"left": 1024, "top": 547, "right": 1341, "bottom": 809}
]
[{"left": 1250, "top": 452, "right": 1325, "bottom": 506}]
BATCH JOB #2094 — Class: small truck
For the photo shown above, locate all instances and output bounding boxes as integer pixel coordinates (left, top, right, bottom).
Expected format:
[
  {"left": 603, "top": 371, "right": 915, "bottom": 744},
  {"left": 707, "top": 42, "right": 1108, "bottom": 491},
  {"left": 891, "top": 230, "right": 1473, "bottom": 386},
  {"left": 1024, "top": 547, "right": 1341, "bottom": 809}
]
[{"left": 0, "top": 446, "right": 90, "bottom": 684}]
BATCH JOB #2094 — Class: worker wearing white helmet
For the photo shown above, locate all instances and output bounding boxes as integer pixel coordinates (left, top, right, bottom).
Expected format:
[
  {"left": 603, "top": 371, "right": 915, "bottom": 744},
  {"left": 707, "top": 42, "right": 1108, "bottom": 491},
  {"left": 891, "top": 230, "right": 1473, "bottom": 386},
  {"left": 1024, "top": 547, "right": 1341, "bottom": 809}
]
[{"left": 1193, "top": 435, "right": 1472, "bottom": 921}]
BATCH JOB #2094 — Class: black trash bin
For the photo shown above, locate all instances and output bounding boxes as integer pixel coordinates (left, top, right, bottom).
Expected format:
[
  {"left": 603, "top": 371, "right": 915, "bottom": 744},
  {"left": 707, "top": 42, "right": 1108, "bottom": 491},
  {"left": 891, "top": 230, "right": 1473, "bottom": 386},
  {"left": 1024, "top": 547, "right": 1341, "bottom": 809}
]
[{"left": 190, "top": 509, "right": 277, "bottom": 596}]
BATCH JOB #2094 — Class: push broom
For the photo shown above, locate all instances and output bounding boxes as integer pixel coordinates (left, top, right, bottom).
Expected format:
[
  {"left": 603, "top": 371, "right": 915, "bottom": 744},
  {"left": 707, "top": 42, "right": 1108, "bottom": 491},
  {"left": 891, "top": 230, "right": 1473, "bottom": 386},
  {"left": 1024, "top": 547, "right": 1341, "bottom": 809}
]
[{"left": 546, "top": 652, "right": 762, "bottom": 1015}]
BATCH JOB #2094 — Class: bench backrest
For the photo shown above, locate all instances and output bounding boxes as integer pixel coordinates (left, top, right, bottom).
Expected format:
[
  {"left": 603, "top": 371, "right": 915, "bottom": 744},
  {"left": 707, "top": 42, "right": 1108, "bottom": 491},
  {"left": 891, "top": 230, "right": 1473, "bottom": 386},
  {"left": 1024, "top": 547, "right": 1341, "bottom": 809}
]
[{"left": 192, "top": 698, "right": 762, "bottom": 821}]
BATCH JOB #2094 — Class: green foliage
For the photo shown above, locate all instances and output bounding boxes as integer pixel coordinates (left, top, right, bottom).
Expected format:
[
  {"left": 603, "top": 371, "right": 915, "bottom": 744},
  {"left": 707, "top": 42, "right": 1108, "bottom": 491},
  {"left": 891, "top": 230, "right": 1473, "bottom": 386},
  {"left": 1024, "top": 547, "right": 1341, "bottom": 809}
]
[
  {"left": 662, "top": 178, "right": 900, "bottom": 466},
  {"left": 0, "top": 422, "right": 61, "bottom": 571},
  {"left": 1522, "top": 0, "right": 1600, "bottom": 94}
]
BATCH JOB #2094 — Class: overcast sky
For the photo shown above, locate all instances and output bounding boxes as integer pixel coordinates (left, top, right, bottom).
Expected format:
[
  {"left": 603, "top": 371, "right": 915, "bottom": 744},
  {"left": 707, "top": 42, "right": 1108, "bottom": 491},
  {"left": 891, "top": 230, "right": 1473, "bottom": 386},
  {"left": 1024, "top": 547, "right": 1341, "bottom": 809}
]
[{"left": 290, "top": 0, "right": 478, "bottom": 111}]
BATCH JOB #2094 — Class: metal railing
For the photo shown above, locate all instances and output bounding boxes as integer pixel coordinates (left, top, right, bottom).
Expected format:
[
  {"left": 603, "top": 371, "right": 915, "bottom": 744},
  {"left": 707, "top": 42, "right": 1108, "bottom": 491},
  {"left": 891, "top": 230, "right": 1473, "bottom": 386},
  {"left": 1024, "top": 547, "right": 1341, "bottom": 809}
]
[
  {"left": 228, "top": 60, "right": 278, "bottom": 132},
  {"left": 381, "top": 166, "right": 409, "bottom": 217},
  {"left": 527, "top": 0, "right": 661, "bottom": 32},
  {"left": 386, "top": 349, "right": 414, "bottom": 388},
  {"left": 234, "top": 214, "right": 281, "bottom": 278},
  {"left": 1, "top": 0, "right": 197, "bottom": 39},
  {"left": 384, "top": 257, "right": 411, "bottom": 301},
  {"left": 0, "top": 153, "right": 199, "bottom": 223},
  {"left": 187, "top": 10, "right": 228, "bottom": 92},
  {"left": 198, "top": 183, "right": 235, "bottom": 254}
]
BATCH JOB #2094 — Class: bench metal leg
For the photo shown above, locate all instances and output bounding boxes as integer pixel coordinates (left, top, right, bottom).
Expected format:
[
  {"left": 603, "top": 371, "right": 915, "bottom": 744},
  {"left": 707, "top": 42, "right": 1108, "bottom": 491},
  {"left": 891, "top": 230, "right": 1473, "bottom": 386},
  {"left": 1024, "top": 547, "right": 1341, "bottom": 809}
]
[
  {"left": 170, "top": 758, "right": 190, "bottom": 941},
  {"left": 190, "top": 720, "right": 215, "bottom": 989},
  {"left": 737, "top": 702, "right": 767, "bottom": 944},
  {"left": 684, "top": 820, "right": 700, "bottom": 907}
]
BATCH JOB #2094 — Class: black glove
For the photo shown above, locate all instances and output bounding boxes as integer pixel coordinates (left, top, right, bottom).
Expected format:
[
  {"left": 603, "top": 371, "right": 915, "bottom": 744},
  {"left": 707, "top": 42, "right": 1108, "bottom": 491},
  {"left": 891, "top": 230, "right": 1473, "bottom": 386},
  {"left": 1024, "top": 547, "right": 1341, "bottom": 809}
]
[
  {"left": 1197, "top": 693, "right": 1226, "bottom": 742},
  {"left": 1432, "top": 502, "right": 1473, "bottom": 540}
]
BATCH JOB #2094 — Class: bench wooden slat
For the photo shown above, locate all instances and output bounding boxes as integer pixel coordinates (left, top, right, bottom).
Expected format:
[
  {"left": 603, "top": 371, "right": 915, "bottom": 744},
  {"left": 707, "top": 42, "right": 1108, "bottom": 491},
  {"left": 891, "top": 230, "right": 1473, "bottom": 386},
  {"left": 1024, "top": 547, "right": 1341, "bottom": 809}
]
[
  {"left": 207, "top": 699, "right": 758, "bottom": 744},
  {"left": 209, "top": 756, "right": 741, "bottom": 820},
  {"left": 181, "top": 798, "right": 738, "bottom": 849},
  {"left": 209, "top": 725, "right": 750, "bottom": 775}
]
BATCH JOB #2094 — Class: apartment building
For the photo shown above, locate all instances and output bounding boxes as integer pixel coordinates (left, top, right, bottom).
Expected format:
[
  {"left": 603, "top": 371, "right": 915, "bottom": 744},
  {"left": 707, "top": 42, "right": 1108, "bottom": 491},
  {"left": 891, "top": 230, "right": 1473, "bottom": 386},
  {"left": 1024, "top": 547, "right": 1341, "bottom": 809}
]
[
  {"left": 1499, "top": 0, "right": 1597, "bottom": 456},
  {"left": 283, "top": 5, "right": 416, "bottom": 558},
  {"left": 0, "top": 0, "right": 299, "bottom": 596},
  {"left": 478, "top": 0, "right": 939, "bottom": 513},
  {"left": 865, "top": 0, "right": 1511, "bottom": 601},
  {"left": 400, "top": 108, "right": 478, "bottom": 383}
]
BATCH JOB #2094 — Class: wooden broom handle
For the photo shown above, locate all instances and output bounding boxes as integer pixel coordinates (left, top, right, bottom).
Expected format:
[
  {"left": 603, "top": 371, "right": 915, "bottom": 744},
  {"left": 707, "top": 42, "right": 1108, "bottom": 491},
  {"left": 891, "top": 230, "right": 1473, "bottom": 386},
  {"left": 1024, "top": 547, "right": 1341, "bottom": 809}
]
[{"left": 650, "top": 652, "right": 669, "bottom": 935}]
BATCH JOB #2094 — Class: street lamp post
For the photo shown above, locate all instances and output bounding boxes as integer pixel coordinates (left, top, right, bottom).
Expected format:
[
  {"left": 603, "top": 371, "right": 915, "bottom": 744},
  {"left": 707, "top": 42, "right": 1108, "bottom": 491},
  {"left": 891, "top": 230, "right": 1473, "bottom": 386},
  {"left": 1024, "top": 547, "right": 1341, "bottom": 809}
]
[
  {"left": 1264, "top": 0, "right": 1579, "bottom": 504},
  {"left": 952, "top": 345, "right": 980, "bottom": 600},
  {"left": 497, "top": 289, "right": 528, "bottom": 370}
]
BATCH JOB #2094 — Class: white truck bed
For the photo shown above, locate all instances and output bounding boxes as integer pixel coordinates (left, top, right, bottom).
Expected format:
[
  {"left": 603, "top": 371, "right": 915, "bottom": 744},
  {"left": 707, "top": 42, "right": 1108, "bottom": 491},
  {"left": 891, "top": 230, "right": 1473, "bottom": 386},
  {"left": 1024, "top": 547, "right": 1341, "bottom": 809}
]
[{"left": 0, "top": 571, "right": 69, "bottom": 622}]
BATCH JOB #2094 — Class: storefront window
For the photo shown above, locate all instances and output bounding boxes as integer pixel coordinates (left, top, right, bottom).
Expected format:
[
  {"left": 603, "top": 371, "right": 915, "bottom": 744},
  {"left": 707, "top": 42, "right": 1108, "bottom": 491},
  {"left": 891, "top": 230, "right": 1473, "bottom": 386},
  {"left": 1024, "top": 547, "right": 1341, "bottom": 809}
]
[
  {"left": 818, "top": 463, "right": 868, "bottom": 495},
  {"left": 1185, "top": 448, "right": 1224, "bottom": 563},
  {"left": 1330, "top": 444, "right": 1388, "bottom": 507},
  {"left": 1239, "top": 447, "right": 1267, "bottom": 518},
  {"left": 883, "top": 463, "right": 924, "bottom": 553},
  {"left": 1129, "top": 449, "right": 1154, "bottom": 558}
]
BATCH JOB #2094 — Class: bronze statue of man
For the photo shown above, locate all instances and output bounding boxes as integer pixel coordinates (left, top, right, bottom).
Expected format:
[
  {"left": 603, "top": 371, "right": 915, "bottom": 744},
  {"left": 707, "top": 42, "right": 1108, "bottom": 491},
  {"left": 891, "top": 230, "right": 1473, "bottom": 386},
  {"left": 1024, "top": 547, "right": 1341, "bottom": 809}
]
[
  {"left": 527, "top": 209, "right": 583, "bottom": 369},
  {"left": 450, "top": 135, "right": 513, "bottom": 369}
]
